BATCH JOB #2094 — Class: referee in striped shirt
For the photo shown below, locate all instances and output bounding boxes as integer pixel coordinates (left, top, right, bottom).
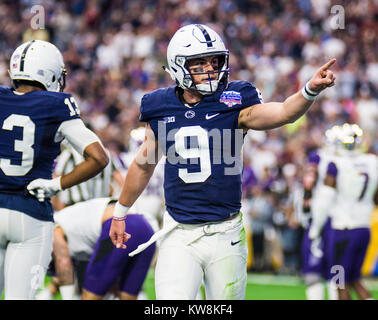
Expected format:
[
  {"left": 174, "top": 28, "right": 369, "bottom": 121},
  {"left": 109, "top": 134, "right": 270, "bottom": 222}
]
[{"left": 52, "top": 141, "right": 122, "bottom": 210}]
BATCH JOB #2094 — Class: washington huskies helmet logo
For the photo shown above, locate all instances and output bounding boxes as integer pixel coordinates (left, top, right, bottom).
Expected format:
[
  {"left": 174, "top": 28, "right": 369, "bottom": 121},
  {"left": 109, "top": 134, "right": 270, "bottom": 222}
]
[{"left": 220, "top": 91, "right": 242, "bottom": 107}]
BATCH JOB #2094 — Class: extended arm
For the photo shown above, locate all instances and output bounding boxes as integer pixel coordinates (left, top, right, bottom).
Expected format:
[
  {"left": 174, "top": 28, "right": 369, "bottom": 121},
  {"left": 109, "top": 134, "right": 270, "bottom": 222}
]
[{"left": 238, "top": 59, "right": 336, "bottom": 131}]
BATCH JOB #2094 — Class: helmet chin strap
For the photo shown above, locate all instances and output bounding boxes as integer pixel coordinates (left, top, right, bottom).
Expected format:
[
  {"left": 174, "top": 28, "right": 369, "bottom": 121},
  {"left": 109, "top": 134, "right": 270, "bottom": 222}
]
[
  {"left": 194, "top": 80, "right": 219, "bottom": 95},
  {"left": 163, "top": 65, "right": 221, "bottom": 95}
]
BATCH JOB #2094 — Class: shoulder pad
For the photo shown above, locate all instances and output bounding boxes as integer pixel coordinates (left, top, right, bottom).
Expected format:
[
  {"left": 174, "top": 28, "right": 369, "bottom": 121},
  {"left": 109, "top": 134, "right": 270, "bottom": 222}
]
[
  {"left": 225, "top": 81, "right": 263, "bottom": 107},
  {"left": 140, "top": 86, "right": 176, "bottom": 122}
]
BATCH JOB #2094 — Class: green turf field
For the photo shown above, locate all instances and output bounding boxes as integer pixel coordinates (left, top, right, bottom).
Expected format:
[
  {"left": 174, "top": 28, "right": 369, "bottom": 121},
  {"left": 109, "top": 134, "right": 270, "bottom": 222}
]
[
  {"left": 3, "top": 270, "right": 378, "bottom": 300},
  {"left": 141, "top": 270, "right": 378, "bottom": 300}
]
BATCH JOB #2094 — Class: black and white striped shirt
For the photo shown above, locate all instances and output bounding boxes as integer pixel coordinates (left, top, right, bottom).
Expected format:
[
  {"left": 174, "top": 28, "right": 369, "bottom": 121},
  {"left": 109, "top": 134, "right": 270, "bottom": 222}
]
[{"left": 54, "top": 144, "right": 118, "bottom": 206}]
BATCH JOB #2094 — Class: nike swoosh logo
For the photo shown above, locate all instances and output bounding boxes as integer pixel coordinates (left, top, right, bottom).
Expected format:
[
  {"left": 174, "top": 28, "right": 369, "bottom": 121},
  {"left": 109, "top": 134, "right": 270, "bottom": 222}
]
[
  {"left": 231, "top": 240, "right": 241, "bottom": 246},
  {"left": 205, "top": 113, "right": 220, "bottom": 120}
]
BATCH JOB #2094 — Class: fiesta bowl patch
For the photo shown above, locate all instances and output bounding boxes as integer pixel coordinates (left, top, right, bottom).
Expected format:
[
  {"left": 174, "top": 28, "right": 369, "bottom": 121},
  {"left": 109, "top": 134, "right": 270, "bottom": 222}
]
[{"left": 220, "top": 91, "right": 242, "bottom": 107}]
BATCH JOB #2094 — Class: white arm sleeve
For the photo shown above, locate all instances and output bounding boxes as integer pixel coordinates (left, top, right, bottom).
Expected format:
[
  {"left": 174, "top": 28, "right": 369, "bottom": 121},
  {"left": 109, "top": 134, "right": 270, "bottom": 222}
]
[
  {"left": 308, "top": 185, "right": 336, "bottom": 240},
  {"left": 55, "top": 119, "right": 102, "bottom": 156}
]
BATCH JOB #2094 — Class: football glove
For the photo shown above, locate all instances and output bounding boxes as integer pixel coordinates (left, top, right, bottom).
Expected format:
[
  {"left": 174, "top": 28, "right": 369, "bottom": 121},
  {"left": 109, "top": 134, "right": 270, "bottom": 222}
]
[{"left": 27, "top": 177, "right": 62, "bottom": 202}]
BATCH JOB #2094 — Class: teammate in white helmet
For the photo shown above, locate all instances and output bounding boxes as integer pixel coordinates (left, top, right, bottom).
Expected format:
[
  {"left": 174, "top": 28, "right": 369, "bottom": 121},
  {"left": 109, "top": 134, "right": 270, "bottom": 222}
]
[
  {"left": 109, "top": 24, "right": 336, "bottom": 299},
  {"left": 0, "top": 40, "right": 109, "bottom": 299}
]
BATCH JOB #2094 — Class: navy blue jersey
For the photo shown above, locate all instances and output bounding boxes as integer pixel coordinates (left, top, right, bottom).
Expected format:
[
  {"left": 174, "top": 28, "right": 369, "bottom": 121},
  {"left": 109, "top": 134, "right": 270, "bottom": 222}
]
[
  {"left": 140, "top": 81, "right": 262, "bottom": 224},
  {"left": 0, "top": 86, "right": 80, "bottom": 221}
]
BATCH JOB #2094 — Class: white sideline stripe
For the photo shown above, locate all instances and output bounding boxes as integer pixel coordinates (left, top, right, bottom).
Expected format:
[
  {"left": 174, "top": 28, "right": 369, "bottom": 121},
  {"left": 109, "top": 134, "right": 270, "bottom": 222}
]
[
  {"left": 147, "top": 269, "right": 378, "bottom": 291},
  {"left": 247, "top": 274, "right": 378, "bottom": 290},
  {"left": 247, "top": 274, "right": 302, "bottom": 287}
]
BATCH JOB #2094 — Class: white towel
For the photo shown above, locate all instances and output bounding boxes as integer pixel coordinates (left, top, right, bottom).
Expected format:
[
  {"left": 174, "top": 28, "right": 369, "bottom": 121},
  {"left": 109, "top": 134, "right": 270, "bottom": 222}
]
[{"left": 129, "top": 217, "right": 178, "bottom": 257}]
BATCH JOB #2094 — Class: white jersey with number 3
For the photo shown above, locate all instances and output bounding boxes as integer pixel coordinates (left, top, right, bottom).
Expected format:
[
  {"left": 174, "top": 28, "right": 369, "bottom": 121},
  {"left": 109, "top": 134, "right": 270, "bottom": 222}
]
[{"left": 330, "top": 153, "right": 378, "bottom": 229}]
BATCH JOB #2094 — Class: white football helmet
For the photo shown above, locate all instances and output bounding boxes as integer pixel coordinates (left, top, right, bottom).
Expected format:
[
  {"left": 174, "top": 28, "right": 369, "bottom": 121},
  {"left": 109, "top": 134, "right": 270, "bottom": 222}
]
[
  {"left": 166, "top": 24, "right": 229, "bottom": 95},
  {"left": 336, "top": 123, "right": 364, "bottom": 155},
  {"left": 323, "top": 124, "right": 343, "bottom": 155},
  {"left": 9, "top": 40, "right": 66, "bottom": 92}
]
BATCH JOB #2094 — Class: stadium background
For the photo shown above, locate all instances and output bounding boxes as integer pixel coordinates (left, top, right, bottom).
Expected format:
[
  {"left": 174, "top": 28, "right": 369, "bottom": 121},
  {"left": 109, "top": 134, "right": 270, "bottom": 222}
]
[{"left": 0, "top": 0, "right": 377, "bottom": 299}]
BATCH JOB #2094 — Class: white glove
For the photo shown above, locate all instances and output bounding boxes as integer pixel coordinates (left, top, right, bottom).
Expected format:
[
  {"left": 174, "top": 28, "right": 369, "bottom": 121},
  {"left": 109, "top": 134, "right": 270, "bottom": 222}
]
[
  {"left": 308, "top": 225, "right": 321, "bottom": 241},
  {"left": 308, "top": 184, "right": 336, "bottom": 240},
  {"left": 310, "top": 237, "right": 323, "bottom": 259},
  {"left": 27, "top": 177, "right": 62, "bottom": 202}
]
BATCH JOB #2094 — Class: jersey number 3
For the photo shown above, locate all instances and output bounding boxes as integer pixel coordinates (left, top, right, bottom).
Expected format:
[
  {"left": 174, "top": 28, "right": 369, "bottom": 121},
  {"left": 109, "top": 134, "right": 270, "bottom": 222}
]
[{"left": 0, "top": 114, "right": 35, "bottom": 176}]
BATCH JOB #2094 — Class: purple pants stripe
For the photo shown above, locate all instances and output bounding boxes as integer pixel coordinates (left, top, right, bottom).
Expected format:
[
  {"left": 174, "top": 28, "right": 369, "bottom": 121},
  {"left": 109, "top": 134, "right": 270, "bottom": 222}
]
[
  {"left": 326, "top": 227, "right": 370, "bottom": 282},
  {"left": 83, "top": 214, "right": 156, "bottom": 296},
  {"left": 301, "top": 219, "right": 332, "bottom": 278}
]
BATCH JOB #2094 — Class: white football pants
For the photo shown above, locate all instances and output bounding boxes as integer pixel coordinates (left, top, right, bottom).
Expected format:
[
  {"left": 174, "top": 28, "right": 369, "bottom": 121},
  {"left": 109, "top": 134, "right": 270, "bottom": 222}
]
[
  {"left": 155, "top": 212, "right": 247, "bottom": 300},
  {"left": 0, "top": 208, "right": 53, "bottom": 299}
]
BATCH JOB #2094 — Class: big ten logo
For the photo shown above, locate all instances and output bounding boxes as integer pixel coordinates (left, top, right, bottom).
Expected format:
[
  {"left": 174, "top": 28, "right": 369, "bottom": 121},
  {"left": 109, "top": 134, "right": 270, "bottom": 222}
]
[
  {"left": 330, "top": 264, "right": 345, "bottom": 289},
  {"left": 30, "top": 264, "right": 46, "bottom": 290},
  {"left": 30, "top": 5, "right": 45, "bottom": 30},
  {"left": 330, "top": 5, "right": 345, "bottom": 30}
]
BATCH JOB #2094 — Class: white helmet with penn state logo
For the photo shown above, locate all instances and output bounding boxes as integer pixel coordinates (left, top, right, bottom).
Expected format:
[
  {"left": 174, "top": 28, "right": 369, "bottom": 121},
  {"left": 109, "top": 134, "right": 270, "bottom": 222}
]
[
  {"left": 166, "top": 24, "right": 229, "bottom": 95},
  {"left": 9, "top": 40, "right": 66, "bottom": 92}
]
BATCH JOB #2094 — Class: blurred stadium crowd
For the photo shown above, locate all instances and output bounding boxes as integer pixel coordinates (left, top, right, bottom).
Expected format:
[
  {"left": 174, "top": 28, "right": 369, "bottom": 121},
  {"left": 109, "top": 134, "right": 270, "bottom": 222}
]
[{"left": 0, "top": 0, "right": 376, "bottom": 275}]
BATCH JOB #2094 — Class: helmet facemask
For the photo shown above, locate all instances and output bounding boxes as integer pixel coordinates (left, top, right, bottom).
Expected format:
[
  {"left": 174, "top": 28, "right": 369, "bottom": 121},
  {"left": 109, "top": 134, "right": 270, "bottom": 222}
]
[
  {"left": 337, "top": 123, "right": 364, "bottom": 156},
  {"left": 183, "top": 53, "right": 229, "bottom": 95},
  {"left": 327, "top": 123, "right": 364, "bottom": 156}
]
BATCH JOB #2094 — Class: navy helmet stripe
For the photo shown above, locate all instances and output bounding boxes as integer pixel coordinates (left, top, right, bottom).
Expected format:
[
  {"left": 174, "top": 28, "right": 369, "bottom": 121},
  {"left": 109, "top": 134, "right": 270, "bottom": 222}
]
[
  {"left": 20, "top": 40, "right": 35, "bottom": 72},
  {"left": 195, "top": 24, "right": 213, "bottom": 48}
]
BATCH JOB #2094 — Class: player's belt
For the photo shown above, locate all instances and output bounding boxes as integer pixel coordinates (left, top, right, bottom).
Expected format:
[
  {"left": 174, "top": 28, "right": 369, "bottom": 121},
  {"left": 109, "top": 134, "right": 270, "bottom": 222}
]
[
  {"left": 128, "top": 212, "right": 242, "bottom": 257},
  {"left": 224, "top": 211, "right": 239, "bottom": 221},
  {"left": 181, "top": 212, "right": 242, "bottom": 245}
]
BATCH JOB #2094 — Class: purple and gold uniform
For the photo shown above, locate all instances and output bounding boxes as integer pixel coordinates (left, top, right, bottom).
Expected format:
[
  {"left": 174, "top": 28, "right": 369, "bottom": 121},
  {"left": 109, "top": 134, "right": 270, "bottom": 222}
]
[{"left": 296, "top": 149, "right": 337, "bottom": 279}]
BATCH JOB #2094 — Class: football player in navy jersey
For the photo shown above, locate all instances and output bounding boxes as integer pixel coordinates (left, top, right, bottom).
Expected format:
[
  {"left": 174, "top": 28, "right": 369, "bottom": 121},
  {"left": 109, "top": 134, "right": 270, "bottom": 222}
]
[
  {"left": 109, "top": 24, "right": 336, "bottom": 299},
  {"left": 0, "top": 40, "right": 108, "bottom": 299}
]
